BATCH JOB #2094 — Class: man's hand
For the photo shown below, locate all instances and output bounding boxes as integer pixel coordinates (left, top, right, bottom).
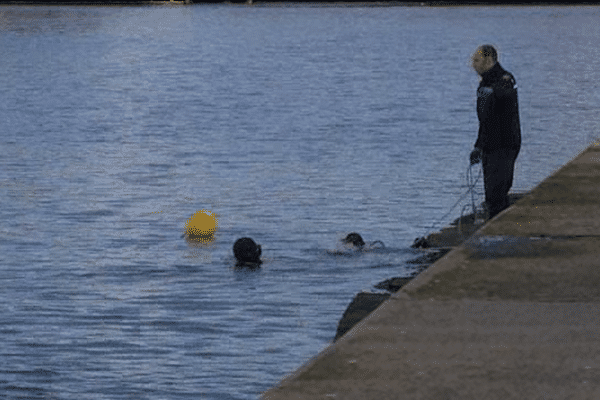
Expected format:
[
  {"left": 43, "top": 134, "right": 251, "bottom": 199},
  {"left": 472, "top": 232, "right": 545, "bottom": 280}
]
[{"left": 470, "top": 148, "right": 482, "bottom": 165}]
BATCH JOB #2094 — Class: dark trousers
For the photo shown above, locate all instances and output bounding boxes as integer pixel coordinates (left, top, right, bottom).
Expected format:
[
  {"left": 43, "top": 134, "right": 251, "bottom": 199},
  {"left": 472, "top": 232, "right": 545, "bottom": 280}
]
[{"left": 482, "top": 148, "right": 519, "bottom": 219}]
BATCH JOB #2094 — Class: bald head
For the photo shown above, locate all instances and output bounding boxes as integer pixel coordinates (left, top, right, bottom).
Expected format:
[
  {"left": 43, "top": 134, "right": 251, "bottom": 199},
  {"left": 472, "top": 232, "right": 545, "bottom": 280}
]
[{"left": 472, "top": 45, "right": 497, "bottom": 75}]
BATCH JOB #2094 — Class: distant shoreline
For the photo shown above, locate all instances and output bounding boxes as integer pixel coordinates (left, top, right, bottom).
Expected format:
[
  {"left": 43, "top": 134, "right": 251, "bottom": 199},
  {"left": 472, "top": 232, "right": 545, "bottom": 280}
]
[{"left": 1, "top": 1, "right": 598, "bottom": 6}]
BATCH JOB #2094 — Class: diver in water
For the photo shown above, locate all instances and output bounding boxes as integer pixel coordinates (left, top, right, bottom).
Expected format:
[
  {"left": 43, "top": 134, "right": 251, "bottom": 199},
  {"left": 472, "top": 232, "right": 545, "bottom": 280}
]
[
  {"left": 342, "top": 232, "right": 385, "bottom": 251},
  {"left": 233, "top": 237, "right": 262, "bottom": 267}
]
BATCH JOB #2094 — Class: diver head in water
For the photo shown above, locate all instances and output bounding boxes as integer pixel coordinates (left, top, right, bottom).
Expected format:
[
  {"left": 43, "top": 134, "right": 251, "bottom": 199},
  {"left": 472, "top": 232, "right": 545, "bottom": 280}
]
[
  {"left": 327, "top": 232, "right": 384, "bottom": 255},
  {"left": 343, "top": 232, "right": 385, "bottom": 251},
  {"left": 233, "top": 237, "right": 262, "bottom": 266},
  {"left": 343, "top": 232, "right": 366, "bottom": 249}
]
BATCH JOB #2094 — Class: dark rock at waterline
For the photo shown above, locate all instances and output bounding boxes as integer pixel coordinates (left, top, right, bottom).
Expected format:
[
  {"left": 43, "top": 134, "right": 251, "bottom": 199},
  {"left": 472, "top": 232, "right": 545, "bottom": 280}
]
[
  {"left": 334, "top": 292, "right": 390, "bottom": 342},
  {"left": 411, "top": 194, "right": 526, "bottom": 249},
  {"left": 334, "top": 195, "right": 531, "bottom": 342},
  {"left": 407, "top": 248, "right": 452, "bottom": 265},
  {"left": 335, "top": 249, "right": 451, "bottom": 341},
  {"left": 373, "top": 277, "right": 413, "bottom": 293},
  {"left": 411, "top": 236, "right": 430, "bottom": 248}
]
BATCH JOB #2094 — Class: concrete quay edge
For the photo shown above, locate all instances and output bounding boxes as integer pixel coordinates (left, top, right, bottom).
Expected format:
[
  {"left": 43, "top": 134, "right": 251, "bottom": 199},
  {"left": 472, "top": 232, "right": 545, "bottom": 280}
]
[{"left": 261, "top": 141, "right": 600, "bottom": 399}]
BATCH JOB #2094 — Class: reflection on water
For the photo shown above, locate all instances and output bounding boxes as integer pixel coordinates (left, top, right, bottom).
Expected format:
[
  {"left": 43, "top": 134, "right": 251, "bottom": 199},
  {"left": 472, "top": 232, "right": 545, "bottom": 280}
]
[{"left": 1, "top": 4, "right": 600, "bottom": 399}]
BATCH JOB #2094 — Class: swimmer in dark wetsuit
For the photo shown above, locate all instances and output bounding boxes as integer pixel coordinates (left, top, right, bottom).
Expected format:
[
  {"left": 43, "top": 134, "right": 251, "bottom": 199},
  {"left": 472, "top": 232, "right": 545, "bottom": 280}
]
[
  {"left": 343, "top": 232, "right": 385, "bottom": 251},
  {"left": 233, "top": 237, "right": 262, "bottom": 267}
]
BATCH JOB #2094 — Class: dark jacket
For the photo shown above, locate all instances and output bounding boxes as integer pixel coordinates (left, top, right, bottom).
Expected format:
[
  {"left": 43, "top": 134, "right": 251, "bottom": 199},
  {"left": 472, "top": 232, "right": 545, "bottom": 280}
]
[{"left": 475, "top": 62, "right": 521, "bottom": 153}]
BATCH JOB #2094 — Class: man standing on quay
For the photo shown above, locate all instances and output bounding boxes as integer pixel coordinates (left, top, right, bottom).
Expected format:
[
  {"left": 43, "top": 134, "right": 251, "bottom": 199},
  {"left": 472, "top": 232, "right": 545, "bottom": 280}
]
[{"left": 470, "top": 45, "right": 521, "bottom": 220}]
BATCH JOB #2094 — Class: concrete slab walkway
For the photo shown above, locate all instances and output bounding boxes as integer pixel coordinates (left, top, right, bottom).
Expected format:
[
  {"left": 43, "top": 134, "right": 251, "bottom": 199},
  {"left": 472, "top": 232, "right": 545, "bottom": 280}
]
[{"left": 262, "top": 142, "right": 600, "bottom": 399}]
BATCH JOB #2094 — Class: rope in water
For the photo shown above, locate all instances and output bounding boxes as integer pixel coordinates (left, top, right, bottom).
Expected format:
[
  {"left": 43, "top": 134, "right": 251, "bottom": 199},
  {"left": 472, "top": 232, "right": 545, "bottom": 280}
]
[{"left": 412, "top": 163, "right": 483, "bottom": 248}]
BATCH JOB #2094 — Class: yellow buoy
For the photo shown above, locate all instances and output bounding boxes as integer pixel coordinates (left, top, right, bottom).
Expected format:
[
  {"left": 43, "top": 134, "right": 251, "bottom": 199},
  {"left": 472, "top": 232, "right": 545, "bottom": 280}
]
[{"left": 184, "top": 210, "right": 218, "bottom": 243}]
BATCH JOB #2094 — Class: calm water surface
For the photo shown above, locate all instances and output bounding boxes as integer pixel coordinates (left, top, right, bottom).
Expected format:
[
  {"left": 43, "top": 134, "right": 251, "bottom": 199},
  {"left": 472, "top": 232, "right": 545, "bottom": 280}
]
[{"left": 1, "top": 4, "right": 599, "bottom": 399}]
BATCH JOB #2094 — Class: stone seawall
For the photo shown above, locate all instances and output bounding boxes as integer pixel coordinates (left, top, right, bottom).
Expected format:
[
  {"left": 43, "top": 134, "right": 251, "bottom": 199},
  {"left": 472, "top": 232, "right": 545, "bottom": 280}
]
[
  {"left": 262, "top": 142, "right": 600, "bottom": 399},
  {"left": 334, "top": 194, "right": 524, "bottom": 343}
]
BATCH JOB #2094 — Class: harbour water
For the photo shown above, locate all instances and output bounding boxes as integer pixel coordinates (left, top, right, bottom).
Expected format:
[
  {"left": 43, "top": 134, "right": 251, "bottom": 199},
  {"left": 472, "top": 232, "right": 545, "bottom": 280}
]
[{"left": 1, "top": 4, "right": 599, "bottom": 399}]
